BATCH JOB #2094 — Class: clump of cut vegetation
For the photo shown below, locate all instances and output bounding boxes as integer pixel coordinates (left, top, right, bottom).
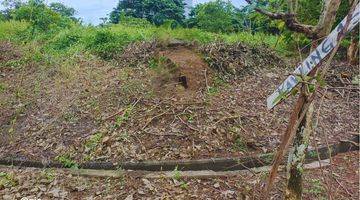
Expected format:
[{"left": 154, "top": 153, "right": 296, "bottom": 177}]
[{"left": 201, "top": 42, "right": 286, "bottom": 80}]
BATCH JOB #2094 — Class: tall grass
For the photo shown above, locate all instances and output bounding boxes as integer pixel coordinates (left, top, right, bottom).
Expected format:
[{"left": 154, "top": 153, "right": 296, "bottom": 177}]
[
  {"left": 0, "top": 20, "right": 30, "bottom": 41},
  {"left": 0, "top": 20, "right": 289, "bottom": 60}
]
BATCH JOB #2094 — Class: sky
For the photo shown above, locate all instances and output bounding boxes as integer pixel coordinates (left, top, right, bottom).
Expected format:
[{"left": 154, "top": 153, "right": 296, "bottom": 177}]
[{"left": 1, "top": 0, "right": 247, "bottom": 25}]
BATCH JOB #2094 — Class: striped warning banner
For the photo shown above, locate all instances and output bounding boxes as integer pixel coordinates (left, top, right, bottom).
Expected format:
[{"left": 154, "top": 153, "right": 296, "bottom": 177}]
[{"left": 267, "top": 3, "right": 360, "bottom": 109}]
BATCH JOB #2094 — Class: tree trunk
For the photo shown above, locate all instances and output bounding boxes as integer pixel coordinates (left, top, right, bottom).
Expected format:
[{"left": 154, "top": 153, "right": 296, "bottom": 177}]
[
  {"left": 285, "top": 41, "right": 317, "bottom": 200},
  {"left": 285, "top": 101, "right": 314, "bottom": 200},
  {"left": 347, "top": 29, "right": 359, "bottom": 65},
  {"left": 315, "top": 0, "right": 342, "bottom": 38}
]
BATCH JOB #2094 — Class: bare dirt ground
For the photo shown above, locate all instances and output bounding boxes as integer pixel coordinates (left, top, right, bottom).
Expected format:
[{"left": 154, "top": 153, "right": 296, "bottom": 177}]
[
  {"left": 0, "top": 41, "right": 358, "bottom": 165},
  {"left": 0, "top": 151, "right": 358, "bottom": 199}
]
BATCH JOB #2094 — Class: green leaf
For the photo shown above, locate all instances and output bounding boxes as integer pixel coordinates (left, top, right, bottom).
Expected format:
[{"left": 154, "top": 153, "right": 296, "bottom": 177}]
[
  {"left": 291, "top": 88, "right": 299, "bottom": 96},
  {"left": 308, "top": 84, "right": 315, "bottom": 93}
]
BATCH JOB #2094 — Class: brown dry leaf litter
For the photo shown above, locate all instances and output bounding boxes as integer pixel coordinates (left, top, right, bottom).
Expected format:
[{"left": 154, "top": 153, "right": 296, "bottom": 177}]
[{"left": 0, "top": 41, "right": 358, "bottom": 164}]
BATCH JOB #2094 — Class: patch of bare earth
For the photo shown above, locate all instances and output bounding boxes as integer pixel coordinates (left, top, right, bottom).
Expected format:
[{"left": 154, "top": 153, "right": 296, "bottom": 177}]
[
  {"left": 0, "top": 41, "right": 358, "bottom": 165},
  {"left": 0, "top": 152, "right": 358, "bottom": 199}
]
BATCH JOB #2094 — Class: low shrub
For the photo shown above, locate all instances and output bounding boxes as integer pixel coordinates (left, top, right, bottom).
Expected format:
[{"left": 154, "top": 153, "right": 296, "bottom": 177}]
[
  {"left": 0, "top": 20, "right": 30, "bottom": 41},
  {"left": 49, "top": 28, "right": 82, "bottom": 50}
]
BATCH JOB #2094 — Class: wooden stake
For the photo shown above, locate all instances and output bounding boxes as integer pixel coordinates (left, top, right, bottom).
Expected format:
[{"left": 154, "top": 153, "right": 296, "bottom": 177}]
[{"left": 266, "top": 2, "right": 357, "bottom": 198}]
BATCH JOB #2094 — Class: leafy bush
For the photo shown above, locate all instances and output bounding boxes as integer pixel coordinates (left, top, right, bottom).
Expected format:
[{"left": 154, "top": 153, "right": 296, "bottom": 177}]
[
  {"left": 0, "top": 15, "right": 289, "bottom": 61},
  {"left": 188, "top": 0, "right": 239, "bottom": 33},
  {"left": 0, "top": 20, "right": 30, "bottom": 41},
  {"left": 0, "top": 13, "right": 5, "bottom": 21},
  {"left": 85, "top": 29, "right": 119, "bottom": 59},
  {"left": 83, "top": 29, "right": 137, "bottom": 60},
  {"left": 49, "top": 27, "right": 83, "bottom": 50},
  {"left": 118, "top": 15, "right": 153, "bottom": 28},
  {"left": 11, "top": 0, "right": 74, "bottom": 35}
]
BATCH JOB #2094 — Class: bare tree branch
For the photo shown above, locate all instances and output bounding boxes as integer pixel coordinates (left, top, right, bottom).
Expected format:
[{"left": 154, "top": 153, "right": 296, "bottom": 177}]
[{"left": 245, "top": 0, "right": 317, "bottom": 38}]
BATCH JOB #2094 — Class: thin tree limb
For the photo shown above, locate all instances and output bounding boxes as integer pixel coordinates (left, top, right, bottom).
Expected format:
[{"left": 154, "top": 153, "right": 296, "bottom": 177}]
[{"left": 245, "top": 0, "right": 316, "bottom": 38}]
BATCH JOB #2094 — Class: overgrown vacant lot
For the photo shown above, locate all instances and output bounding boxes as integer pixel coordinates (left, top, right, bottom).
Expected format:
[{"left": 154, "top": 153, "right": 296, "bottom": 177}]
[
  {"left": 0, "top": 37, "right": 358, "bottom": 164},
  {"left": 0, "top": 0, "right": 359, "bottom": 199}
]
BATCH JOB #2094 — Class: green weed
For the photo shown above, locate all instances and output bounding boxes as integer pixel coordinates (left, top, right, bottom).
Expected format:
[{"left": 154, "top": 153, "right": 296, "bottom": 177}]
[
  {"left": 262, "top": 153, "right": 274, "bottom": 164},
  {"left": 63, "top": 112, "right": 78, "bottom": 123},
  {"left": 41, "top": 169, "right": 56, "bottom": 182},
  {"left": 0, "top": 20, "right": 30, "bottom": 41},
  {"left": 0, "top": 172, "right": 18, "bottom": 189},
  {"left": 116, "top": 167, "right": 126, "bottom": 186},
  {"left": 0, "top": 83, "right": 7, "bottom": 93},
  {"left": 49, "top": 28, "right": 82, "bottom": 50},
  {"left": 207, "top": 86, "right": 220, "bottom": 95},
  {"left": 85, "top": 132, "right": 103, "bottom": 152},
  {"left": 114, "top": 104, "right": 134, "bottom": 128},
  {"left": 55, "top": 154, "right": 78, "bottom": 169},
  {"left": 187, "top": 114, "right": 195, "bottom": 123},
  {"left": 172, "top": 166, "right": 189, "bottom": 190},
  {"left": 233, "top": 137, "right": 248, "bottom": 152},
  {"left": 207, "top": 76, "right": 228, "bottom": 96},
  {"left": 172, "top": 166, "right": 181, "bottom": 181},
  {"left": 308, "top": 151, "right": 318, "bottom": 158},
  {"left": 180, "top": 181, "right": 188, "bottom": 189},
  {"left": 306, "top": 179, "right": 326, "bottom": 198},
  {"left": 0, "top": 19, "right": 289, "bottom": 65}
]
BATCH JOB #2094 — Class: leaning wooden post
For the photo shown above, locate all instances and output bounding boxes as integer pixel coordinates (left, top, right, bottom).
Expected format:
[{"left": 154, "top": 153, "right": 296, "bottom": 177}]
[
  {"left": 285, "top": 40, "right": 319, "bottom": 199},
  {"left": 265, "top": 3, "right": 359, "bottom": 199},
  {"left": 285, "top": 4, "right": 358, "bottom": 199},
  {"left": 285, "top": 87, "right": 314, "bottom": 200}
]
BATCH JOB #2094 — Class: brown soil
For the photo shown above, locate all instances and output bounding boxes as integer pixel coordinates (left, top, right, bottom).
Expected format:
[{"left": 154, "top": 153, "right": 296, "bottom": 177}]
[
  {"left": 0, "top": 41, "right": 358, "bottom": 199},
  {"left": 152, "top": 46, "right": 213, "bottom": 100},
  {"left": 0, "top": 41, "right": 358, "bottom": 165}
]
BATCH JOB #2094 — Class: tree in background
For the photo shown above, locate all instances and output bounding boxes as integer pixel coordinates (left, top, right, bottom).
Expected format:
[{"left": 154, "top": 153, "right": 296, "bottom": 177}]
[
  {"left": 0, "top": 0, "right": 23, "bottom": 20},
  {"left": 109, "top": 0, "right": 185, "bottom": 26},
  {"left": 187, "top": 0, "right": 240, "bottom": 33},
  {"left": 245, "top": 0, "right": 355, "bottom": 47},
  {"left": 6, "top": 0, "right": 78, "bottom": 35},
  {"left": 239, "top": 0, "right": 283, "bottom": 34},
  {"left": 49, "top": 2, "right": 77, "bottom": 21},
  {"left": 13, "top": 0, "right": 62, "bottom": 31},
  {"left": 243, "top": 0, "right": 358, "bottom": 63},
  {"left": 0, "top": 13, "right": 5, "bottom": 21}
]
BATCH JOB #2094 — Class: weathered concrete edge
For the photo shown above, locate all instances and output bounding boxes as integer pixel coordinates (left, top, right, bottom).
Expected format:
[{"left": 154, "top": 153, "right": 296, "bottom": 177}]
[
  {"left": 0, "top": 159, "right": 331, "bottom": 179},
  {"left": 0, "top": 136, "right": 358, "bottom": 172}
]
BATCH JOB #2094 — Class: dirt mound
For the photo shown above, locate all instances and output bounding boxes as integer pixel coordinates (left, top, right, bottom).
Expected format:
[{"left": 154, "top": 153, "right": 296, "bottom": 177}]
[
  {"left": 150, "top": 46, "right": 213, "bottom": 100},
  {"left": 200, "top": 42, "right": 286, "bottom": 80}
]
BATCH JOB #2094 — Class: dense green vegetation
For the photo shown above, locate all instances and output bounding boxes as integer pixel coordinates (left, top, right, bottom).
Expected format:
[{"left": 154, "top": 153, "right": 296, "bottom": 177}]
[
  {"left": 0, "top": 0, "right": 291, "bottom": 64},
  {"left": 109, "top": 0, "right": 185, "bottom": 26},
  {"left": 0, "top": 0, "right": 354, "bottom": 63}
]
